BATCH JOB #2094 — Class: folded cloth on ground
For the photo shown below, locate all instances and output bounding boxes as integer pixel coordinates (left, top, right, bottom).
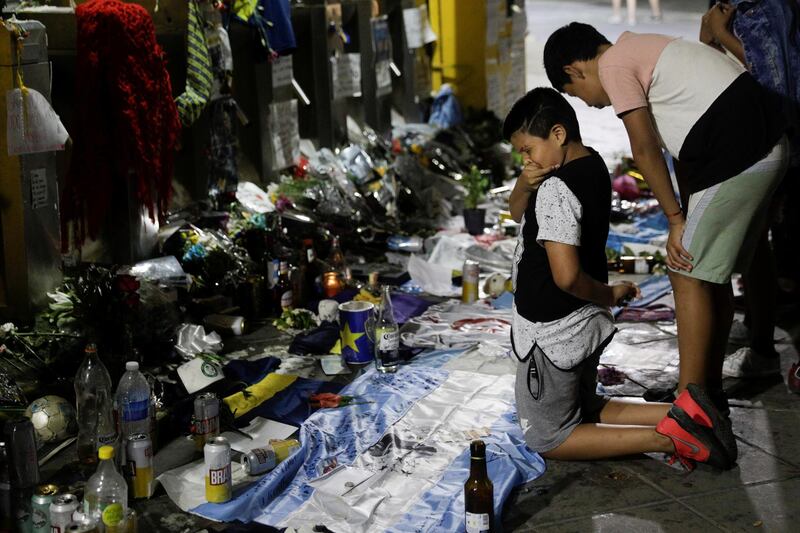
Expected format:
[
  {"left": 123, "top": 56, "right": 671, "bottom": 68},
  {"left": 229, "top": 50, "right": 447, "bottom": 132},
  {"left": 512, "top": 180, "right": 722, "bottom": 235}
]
[
  {"left": 389, "top": 293, "right": 435, "bottom": 324},
  {"left": 224, "top": 373, "right": 299, "bottom": 418},
  {"left": 231, "top": 376, "right": 344, "bottom": 428},
  {"left": 289, "top": 321, "right": 340, "bottom": 355},
  {"left": 400, "top": 299, "right": 512, "bottom": 349},
  {"left": 224, "top": 356, "right": 283, "bottom": 385},
  {"left": 616, "top": 304, "right": 675, "bottom": 322}
]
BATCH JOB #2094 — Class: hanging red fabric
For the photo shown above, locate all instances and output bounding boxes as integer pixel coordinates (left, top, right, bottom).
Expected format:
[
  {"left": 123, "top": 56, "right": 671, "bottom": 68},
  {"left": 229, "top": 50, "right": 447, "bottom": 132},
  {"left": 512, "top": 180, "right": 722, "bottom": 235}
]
[{"left": 62, "top": 0, "right": 181, "bottom": 249}]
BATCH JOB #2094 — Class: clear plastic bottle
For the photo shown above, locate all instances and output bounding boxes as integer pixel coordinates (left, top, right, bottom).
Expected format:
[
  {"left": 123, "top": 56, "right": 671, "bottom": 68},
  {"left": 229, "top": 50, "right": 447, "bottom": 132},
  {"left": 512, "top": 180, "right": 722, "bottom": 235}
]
[
  {"left": 75, "top": 344, "right": 118, "bottom": 465},
  {"left": 375, "top": 286, "right": 401, "bottom": 373},
  {"left": 84, "top": 445, "right": 127, "bottom": 532},
  {"left": 115, "top": 361, "right": 151, "bottom": 462}
]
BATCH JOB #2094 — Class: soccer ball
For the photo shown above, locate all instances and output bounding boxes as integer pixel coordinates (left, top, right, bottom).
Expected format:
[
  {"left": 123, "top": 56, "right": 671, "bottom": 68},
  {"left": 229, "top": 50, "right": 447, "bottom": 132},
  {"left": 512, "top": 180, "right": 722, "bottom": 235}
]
[
  {"left": 483, "top": 273, "right": 508, "bottom": 298},
  {"left": 24, "top": 395, "right": 78, "bottom": 446}
]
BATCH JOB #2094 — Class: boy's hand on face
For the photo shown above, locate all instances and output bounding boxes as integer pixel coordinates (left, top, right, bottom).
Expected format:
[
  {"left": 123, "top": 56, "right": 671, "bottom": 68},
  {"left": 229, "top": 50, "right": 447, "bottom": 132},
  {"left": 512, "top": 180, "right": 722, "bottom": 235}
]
[
  {"left": 520, "top": 162, "right": 559, "bottom": 192},
  {"left": 666, "top": 217, "right": 694, "bottom": 272},
  {"left": 610, "top": 281, "right": 640, "bottom": 307}
]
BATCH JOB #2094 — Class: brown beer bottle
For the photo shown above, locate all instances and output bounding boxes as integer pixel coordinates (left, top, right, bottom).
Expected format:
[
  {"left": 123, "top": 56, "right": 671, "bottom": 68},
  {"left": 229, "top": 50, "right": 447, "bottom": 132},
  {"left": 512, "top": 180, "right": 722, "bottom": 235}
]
[{"left": 465, "top": 440, "right": 494, "bottom": 532}]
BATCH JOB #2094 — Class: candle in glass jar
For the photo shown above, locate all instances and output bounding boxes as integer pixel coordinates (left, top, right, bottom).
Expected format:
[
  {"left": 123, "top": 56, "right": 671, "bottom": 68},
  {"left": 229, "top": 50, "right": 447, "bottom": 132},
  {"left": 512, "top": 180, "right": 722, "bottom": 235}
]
[{"left": 322, "top": 271, "right": 342, "bottom": 297}]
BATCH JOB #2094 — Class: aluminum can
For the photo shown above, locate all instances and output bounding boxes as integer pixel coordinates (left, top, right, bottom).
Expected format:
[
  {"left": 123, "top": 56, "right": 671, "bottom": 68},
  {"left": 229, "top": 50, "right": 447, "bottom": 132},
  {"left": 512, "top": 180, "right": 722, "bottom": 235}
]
[
  {"left": 3, "top": 417, "right": 39, "bottom": 488},
  {"left": 31, "top": 484, "right": 58, "bottom": 533},
  {"left": 204, "top": 436, "right": 231, "bottom": 503},
  {"left": 241, "top": 446, "right": 276, "bottom": 476},
  {"left": 126, "top": 434, "right": 153, "bottom": 499},
  {"left": 461, "top": 260, "right": 480, "bottom": 304},
  {"left": 269, "top": 439, "right": 301, "bottom": 463},
  {"left": 49, "top": 494, "right": 79, "bottom": 533},
  {"left": 194, "top": 393, "right": 220, "bottom": 450}
]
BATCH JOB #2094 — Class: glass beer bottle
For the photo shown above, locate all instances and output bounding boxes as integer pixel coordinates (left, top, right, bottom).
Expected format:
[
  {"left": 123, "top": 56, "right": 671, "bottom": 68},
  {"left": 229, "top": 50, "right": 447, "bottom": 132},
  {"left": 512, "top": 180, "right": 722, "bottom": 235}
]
[
  {"left": 464, "top": 440, "right": 494, "bottom": 533},
  {"left": 375, "top": 286, "right": 400, "bottom": 373}
]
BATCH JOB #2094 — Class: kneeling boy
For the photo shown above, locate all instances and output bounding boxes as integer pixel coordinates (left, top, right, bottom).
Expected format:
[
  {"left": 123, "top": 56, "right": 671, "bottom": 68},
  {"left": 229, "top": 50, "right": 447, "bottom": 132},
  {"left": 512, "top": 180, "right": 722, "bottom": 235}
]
[{"left": 505, "top": 88, "right": 734, "bottom": 469}]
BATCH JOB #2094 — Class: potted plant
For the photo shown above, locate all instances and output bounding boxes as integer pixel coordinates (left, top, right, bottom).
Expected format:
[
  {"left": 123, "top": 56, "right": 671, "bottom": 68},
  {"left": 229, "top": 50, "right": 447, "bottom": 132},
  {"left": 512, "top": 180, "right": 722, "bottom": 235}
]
[{"left": 462, "top": 165, "right": 489, "bottom": 235}]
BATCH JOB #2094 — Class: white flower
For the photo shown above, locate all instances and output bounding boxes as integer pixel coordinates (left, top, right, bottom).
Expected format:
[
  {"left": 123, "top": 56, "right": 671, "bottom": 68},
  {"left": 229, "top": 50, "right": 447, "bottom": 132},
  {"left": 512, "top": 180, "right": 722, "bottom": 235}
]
[
  {"left": 0, "top": 323, "right": 15, "bottom": 337},
  {"left": 48, "top": 290, "right": 73, "bottom": 305}
]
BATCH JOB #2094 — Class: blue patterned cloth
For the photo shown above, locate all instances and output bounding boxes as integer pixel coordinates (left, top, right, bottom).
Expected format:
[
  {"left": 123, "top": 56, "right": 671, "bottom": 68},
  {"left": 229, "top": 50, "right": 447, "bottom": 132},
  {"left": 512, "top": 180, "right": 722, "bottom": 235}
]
[
  {"left": 189, "top": 350, "right": 546, "bottom": 528},
  {"left": 732, "top": 0, "right": 800, "bottom": 164}
]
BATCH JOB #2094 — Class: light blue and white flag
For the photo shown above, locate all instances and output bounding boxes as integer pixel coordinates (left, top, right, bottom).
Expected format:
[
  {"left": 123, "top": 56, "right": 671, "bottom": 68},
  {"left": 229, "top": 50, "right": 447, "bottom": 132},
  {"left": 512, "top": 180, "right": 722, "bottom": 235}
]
[{"left": 165, "top": 348, "right": 546, "bottom": 532}]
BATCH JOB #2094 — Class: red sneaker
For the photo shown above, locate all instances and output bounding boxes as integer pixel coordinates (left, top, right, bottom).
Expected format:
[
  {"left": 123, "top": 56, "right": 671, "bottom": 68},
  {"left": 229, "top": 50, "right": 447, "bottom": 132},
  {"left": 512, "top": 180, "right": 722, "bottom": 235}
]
[
  {"left": 789, "top": 362, "right": 800, "bottom": 394},
  {"left": 656, "top": 406, "right": 733, "bottom": 470},
  {"left": 673, "top": 384, "right": 737, "bottom": 464}
]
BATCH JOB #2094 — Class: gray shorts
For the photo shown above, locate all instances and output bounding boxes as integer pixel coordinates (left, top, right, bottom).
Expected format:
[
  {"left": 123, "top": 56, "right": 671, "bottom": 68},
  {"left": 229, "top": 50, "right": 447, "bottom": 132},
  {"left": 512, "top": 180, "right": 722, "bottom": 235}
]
[{"left": 514, "top": 336, "right": 612, "bottom": 453}]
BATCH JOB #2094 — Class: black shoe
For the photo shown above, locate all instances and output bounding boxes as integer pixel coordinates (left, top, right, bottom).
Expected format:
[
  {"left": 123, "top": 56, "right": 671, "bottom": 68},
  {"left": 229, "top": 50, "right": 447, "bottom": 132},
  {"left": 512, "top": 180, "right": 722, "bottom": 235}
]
[
  {"left": 678, "top": 384, "right": 737, "bottom": 465},
  {"left": 662, "top": 405, "right": 733, "bottom": 470},
  {"left": 667, "top": 405, "right": 733, "bottom": 470}
]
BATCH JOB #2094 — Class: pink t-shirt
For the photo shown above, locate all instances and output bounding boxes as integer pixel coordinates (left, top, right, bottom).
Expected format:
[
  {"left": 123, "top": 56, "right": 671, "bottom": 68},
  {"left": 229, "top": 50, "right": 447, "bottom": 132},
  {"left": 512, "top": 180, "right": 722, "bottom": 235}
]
[{"left": 598, "top": 32, "right": 677, "bottom": 116}]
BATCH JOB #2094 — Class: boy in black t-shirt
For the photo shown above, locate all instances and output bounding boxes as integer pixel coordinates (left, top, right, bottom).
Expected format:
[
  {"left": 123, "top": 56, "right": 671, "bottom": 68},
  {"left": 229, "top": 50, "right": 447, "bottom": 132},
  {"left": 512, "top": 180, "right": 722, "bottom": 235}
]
[{"left": 506, "top": 88, "right": 734, "bottom": 469}]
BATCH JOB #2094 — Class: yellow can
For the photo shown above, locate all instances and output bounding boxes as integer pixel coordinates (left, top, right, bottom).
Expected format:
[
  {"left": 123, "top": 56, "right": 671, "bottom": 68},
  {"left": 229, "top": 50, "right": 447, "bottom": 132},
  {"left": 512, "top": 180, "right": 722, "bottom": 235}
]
[
  {"left": 204, "top": 436, "right": 232, "bottom": 503},
  {"left": 126, "top": 434, "right": 153, "bottom": 499},
  {"left": 269, "top": 438, "right": 301, "bottom": 463},
  {"left": 462, "top": 260, "right": 480, "bottom": 304}
]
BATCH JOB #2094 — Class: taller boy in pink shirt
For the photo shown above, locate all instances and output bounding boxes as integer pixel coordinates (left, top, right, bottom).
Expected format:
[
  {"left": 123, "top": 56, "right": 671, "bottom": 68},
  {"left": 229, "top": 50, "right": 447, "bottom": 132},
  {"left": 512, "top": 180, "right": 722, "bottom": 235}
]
[{"left": 543, "top": 23, "right": 788, "bottom": 413}]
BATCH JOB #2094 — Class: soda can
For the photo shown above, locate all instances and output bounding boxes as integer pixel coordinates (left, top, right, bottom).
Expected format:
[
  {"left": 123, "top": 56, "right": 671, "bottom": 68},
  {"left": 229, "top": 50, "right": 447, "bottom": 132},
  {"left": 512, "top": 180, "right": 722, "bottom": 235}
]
[
  {"left": 241, "top": 446, "right": 276, "bottom": 476},
  {"left": 204, "top": 436, "right": 231, "bottom": 503},
  {"left": 31, "top": 484, "right": 58, "bottom": 533},
  {"left": 49, "top": 494, "right": 79, "bottom": 533},
  {"left": 126, "top": 434, "right": 153, "bottom": 499},
  {"left": 461, "top": 260, "right": 480, "bottom": 304},
  {"left": 3, "top": 417, "right": 39, "bottom": 488},
  {"left": 194, "top": 393, "right": 220, "bottom": 451},
  {"left": 269, "top": 439, "right": 301, "bottom": 463}
]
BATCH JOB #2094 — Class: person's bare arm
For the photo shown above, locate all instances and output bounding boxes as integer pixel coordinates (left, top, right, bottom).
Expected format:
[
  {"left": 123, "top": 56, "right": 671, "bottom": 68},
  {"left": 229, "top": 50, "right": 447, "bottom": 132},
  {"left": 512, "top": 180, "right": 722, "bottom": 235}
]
[
  {"left": 715, "top": 25, "right": 746, "bottom": 64},
  {"left": 509, "top": 163, "right": 559, "bottom": 222},
  {"left": 544, "top": 241, "right": 638, "bottom": 307},
  {"left": 620, "top": 107, "right": 693, "bottom": 271},
  {"left": 700, "top": 3, "right": 745, "bottom": 64}
]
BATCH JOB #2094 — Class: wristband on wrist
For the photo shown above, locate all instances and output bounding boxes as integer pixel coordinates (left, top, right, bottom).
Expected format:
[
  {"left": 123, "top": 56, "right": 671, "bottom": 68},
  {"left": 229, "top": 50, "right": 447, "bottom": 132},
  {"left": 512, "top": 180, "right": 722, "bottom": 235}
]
[{"left": 666, "top": 209, "right": 683, "bottom": 218}]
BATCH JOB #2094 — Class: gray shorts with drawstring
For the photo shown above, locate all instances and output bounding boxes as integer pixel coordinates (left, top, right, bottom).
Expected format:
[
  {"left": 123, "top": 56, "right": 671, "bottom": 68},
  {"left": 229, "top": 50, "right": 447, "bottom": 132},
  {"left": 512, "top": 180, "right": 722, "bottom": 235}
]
[{"left": 514, "top": 337, "right": 611, "bottom": 453}]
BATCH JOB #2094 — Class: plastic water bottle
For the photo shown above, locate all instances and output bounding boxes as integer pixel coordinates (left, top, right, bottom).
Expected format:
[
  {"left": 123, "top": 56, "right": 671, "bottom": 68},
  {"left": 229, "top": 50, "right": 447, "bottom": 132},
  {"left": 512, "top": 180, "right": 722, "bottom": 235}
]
[
  {"left": 84, "top": 445, "right": 127, "bottom": 531},
  {"left": 74, "top": 344, "right": 118, "bottom": 465},
  {"left": 375, "top": 286, "right": 401, "bottom": 373},
  {"left": 115, "top": 361, "right": 151, "bottom": 462}
]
